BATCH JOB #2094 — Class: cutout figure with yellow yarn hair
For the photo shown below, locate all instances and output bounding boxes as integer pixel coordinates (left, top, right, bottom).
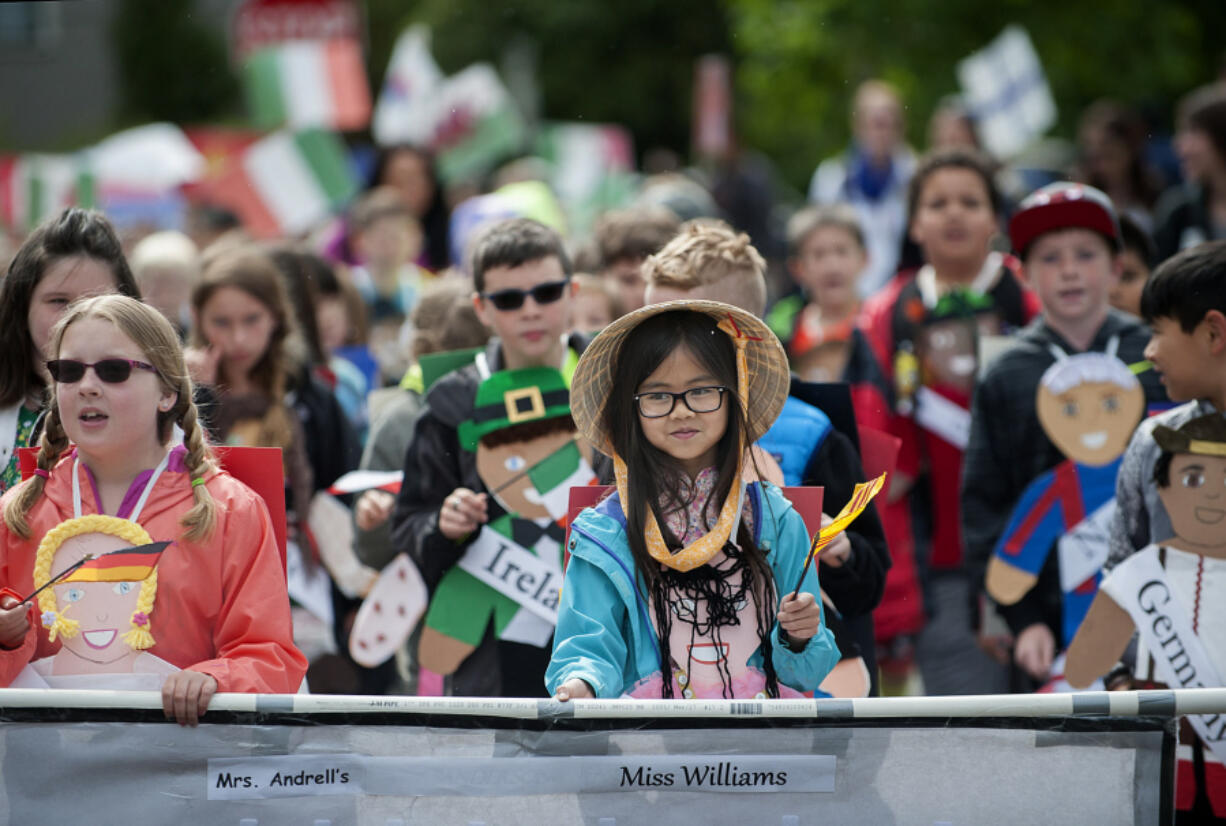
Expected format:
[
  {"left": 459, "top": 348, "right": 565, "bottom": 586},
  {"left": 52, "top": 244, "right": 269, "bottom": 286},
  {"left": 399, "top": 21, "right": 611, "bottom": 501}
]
[{"left": 15, "top": 515, "right": 178, "bottom": 687}]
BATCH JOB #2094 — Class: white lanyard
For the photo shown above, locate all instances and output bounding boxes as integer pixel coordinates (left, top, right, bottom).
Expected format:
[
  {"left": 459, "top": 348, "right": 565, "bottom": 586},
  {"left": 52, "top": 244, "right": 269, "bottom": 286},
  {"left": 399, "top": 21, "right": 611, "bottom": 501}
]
[
  {"left": 72, "top": 448, "right": 171, "bottom": 522},
  {"left": 1046, "top": 334, "right": 1120, "bottom": 363}
]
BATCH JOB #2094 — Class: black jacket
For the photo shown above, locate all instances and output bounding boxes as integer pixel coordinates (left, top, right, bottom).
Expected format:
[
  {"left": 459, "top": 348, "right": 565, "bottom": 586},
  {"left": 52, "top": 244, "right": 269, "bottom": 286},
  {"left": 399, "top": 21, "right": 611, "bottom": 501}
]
[
  {"left": 789, "top": 378, "right": 891, "bottom": 697},
  {"left": 290, "top": 367, "right": 362, "bottom": 495},
  {"left": 1152, "top": 183, "right": 1224, "bottom": 263}
]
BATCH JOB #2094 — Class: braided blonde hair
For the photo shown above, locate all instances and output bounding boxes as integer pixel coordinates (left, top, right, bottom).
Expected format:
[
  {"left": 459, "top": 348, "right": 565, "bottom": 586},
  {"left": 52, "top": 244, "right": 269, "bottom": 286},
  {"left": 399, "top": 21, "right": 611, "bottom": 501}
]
[
  {"left": 32, "top": 515, "right": 158, "bottom": 649},
  {"left": 2, "top": 295, "right": 218, "bottom": 540}
]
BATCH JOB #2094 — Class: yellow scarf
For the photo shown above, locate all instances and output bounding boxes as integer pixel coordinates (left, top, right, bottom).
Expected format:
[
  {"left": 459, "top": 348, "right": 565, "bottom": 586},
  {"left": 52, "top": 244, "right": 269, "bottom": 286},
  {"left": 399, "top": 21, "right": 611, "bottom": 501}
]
[{"left": 613, "top": 314, "right": 755, "bottom": 572}]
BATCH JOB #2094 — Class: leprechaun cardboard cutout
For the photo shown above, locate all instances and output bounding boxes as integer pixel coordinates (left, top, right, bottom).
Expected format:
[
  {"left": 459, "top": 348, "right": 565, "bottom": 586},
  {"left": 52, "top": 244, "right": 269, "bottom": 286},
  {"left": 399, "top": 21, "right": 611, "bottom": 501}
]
[{"left": 417, "top": 367, "right": 596, "bottom": 675}]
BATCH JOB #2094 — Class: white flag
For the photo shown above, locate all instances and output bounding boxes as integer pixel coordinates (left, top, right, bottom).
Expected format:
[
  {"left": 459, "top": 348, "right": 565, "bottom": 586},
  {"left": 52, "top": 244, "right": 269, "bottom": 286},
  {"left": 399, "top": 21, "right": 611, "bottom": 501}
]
[
  {"left": 373, "top": 25, "right": 445, "bottom": 145},
  {"left": 957, "top": 25, "right": 1057, "bottom": 159}
]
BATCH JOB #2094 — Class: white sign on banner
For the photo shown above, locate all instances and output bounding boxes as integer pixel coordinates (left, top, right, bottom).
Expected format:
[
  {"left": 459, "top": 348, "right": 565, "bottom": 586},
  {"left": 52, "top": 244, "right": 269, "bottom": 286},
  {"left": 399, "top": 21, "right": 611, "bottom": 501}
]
[
  {"left": 456, "top": 525, "right": 562, "bottom": 624},
  {"left": 957, "top": 25, "right": 1057, "bottom": 159},
  {"left": 208, "top": 753, "right": 837, "bottom": 800},
  {"left": 210, "top": 754, "right": 363, "bottom": 800},
  {"left": 1101, "top": 545, "right": 1226, "bottom": 762}
]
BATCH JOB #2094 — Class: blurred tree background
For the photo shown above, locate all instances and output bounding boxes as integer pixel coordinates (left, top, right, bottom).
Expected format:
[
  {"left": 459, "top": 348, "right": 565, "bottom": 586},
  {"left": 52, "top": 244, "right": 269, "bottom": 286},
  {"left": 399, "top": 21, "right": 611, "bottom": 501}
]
[
  {"left": 111, "top": 0, "right": 1226, "bottom": 191},
  {"left": 113, "top": 0, "right": 239, "bottom": 125}
]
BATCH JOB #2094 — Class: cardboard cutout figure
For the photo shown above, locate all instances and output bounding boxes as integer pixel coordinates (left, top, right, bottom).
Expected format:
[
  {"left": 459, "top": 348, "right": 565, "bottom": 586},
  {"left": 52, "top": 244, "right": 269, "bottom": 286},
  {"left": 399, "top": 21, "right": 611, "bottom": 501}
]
[
  {"left": 900, "top": 288, "right": 1009, "bottom": 452},
  {"left": 348, "top": 553, "right": 428, "bottom": 668},
  {"left": 417, "top": 367, "right": 596, "bottom": 675},
  {"left": 986, "top": 351, "right": 1144, "bottom": 644},
  {"left": 1067, "top": 413, "right": 1226, "bottom": 815},
  {"left": 13, "top": 515, "right": 178, "bottom": 689}
]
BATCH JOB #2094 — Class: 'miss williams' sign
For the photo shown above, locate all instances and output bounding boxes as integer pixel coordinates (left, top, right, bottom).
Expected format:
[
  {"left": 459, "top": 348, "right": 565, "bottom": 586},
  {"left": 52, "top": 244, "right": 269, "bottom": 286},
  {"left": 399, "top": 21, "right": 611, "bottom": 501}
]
[{"left": 208, "top": 754, "right": 836, "bottom": 799}]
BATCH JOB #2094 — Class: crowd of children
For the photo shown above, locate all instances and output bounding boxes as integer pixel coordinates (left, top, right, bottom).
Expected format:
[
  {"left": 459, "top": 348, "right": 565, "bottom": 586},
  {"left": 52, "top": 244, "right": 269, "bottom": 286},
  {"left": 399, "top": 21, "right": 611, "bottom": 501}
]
[{"left": 2, "top": 72, "right": 1226, "bottom": 819}]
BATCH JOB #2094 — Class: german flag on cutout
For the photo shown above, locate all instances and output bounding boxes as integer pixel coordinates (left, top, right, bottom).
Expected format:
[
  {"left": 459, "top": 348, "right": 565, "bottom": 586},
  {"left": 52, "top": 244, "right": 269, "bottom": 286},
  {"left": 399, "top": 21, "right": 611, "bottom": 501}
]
[{"left": 60, "top": 541, "right": 171, "bottom": 584}]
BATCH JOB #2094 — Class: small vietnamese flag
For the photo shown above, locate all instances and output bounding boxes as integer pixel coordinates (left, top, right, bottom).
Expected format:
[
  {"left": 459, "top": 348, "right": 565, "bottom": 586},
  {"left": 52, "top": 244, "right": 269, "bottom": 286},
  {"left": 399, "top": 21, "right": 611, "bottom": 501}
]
[
  {"left": 805, "top": 473, "right": 887, "bottom": 564},
  {"left": 60, "top": 541, "right": 171, "bottom": 584},
  {"left": 791, "top": 473, "right": 887, "bottom": 597}
]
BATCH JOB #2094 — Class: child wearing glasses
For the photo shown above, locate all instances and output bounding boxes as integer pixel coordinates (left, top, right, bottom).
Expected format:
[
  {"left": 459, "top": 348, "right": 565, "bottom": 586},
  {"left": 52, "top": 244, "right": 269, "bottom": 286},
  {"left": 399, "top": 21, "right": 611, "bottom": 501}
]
[
  {"left": 0, "top": 209, "right": 141, "bottom": 497},
  {"left": 389, "top": 218, "right": 606, "bottom": 697},
  {"left": 0, "top": 295, "right": 305, "bottom": 725},
  {"left": 549, "top": 302, "right": 838, "bottom": 700}
]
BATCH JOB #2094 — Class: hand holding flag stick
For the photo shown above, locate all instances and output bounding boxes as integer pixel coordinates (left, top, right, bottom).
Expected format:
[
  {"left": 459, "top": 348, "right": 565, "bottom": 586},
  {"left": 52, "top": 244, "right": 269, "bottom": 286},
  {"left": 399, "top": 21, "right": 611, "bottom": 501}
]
[{"left": 791, "top": 473, "right": 887, "bottom": 597}]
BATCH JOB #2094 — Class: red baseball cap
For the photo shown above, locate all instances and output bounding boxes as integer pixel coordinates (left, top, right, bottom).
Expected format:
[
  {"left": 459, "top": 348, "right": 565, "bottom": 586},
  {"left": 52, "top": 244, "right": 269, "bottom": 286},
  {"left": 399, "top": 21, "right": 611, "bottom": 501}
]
[{"left": 1008, "top": 182, "right": 1122, "bottom": 256}]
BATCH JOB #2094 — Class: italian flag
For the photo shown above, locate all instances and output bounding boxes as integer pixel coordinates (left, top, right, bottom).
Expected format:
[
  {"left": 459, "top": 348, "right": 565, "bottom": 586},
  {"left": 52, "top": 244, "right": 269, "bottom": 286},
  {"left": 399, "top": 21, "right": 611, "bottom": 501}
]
[
  {"left": 210, "top": 128, "right": 358, "bottom": 238},
  {"left": 244, "top": 38, "right": 371, "bottom": 132},
  {"left": 0, "top": 154, "right": 95, "bottom": 231},
  {"left": 527, "top": 440, "right": 598, "bottom": 523}
]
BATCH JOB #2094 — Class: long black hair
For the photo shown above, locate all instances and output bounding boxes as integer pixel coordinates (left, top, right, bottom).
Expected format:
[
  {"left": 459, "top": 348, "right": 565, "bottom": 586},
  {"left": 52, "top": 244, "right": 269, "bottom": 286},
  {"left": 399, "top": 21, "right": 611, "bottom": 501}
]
[
  {"left": 0, "top": 208, "right": 140, "bottom": 407},
  {"left": 603, "top": 310, "right": 780, "bottom": 698},
  {"left": 368, "top": 144, "right": 451, "bottom": 271}
]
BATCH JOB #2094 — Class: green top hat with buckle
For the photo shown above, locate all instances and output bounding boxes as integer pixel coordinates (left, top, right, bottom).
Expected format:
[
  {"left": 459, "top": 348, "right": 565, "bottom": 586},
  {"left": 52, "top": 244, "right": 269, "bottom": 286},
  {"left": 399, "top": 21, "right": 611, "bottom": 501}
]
[{"left": 458, "top": 367, "right": 572, "bottom": 451}]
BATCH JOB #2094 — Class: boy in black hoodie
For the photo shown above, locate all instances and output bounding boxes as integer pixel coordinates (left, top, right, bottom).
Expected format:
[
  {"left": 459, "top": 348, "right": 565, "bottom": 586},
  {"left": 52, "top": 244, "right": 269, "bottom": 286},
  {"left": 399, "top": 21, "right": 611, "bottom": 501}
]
[
  {"left": 390, "top": 218, "right": 597, "bottom": 697},
  {"left": 961, "top": 183, "right": 1167, "bottom": 690}
]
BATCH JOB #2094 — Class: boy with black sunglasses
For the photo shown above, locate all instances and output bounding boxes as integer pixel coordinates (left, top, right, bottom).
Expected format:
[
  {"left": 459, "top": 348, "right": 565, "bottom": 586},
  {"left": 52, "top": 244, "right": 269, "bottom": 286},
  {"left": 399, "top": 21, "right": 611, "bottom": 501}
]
[{"left": 390, "top": 218, "right": 605, "bottom": 697}]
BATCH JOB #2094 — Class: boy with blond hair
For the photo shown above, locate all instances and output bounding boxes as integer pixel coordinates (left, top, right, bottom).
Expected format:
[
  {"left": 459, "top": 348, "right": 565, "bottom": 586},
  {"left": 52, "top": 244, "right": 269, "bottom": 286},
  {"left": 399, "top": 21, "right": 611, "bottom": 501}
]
[
  {"left": 641, "top": 220, "right": 766, "bottom": 313},
  {"left": 643, "top": 220, "right": 892, "bottom": 696}
]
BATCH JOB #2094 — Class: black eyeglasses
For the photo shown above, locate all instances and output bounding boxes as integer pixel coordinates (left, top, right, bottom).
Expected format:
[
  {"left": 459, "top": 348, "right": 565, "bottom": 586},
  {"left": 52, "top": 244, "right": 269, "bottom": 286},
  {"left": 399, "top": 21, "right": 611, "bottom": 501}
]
[
  {"left": 634, "top": 386, "right": 729, "bottom": 418},
  {"left": 480, "top": 279, "right": 571, "bottom": 311},
  {"left": 47, "top": 359, "right": 159, "bottom": 384}
]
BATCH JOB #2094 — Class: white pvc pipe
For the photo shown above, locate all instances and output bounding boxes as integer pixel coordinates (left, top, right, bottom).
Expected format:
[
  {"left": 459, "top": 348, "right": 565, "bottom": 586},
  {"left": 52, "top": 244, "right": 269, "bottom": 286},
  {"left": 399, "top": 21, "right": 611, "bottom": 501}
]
[{"left": 1, "top": 687, "right": 1224, "bottom": 719}]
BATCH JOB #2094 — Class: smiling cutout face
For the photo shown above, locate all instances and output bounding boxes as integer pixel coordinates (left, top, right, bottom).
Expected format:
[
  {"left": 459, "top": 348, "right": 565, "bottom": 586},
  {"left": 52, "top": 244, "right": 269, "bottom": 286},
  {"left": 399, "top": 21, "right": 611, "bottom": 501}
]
[
  {"left": 1158, "top": 452, "right": 1226, "bottom": 554},
  {"left": 1035, "top": 352, "right": 1144, "bottom": 467},
  {"left": 51, "top": 532, "right": 143, "bottom": 671},
  {"left": 459, "top": 366, "right": 593, "bottom": 522},
  {"left": 1151, "top": 413, "right": 1226, "bottom": 557},
  {"left": 32, "top": 515, "right": 161, "bottom": 677},
  {"left": 917, "top": 319, "right": 979, "bottom": 394},
  {"left": 477, "top": 428, "right": 580, "bottom": 520}
]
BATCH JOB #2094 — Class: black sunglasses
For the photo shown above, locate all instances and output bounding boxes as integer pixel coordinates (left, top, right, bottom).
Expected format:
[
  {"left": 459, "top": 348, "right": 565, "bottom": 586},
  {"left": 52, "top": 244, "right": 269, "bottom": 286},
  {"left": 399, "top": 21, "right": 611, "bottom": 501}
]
[
  {"left": 47, "top": 358, "right": 159, "bottom": 384},
  {"left": 480, "top": 279, "right": 571, "bottom": 311}
]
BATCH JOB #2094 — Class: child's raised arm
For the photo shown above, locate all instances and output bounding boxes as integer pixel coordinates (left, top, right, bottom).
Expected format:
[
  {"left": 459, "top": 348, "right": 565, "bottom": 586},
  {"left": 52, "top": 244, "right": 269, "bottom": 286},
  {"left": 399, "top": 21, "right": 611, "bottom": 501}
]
[{"left": 1066, "top": 591, "right": 1135, "bottom": 689}]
